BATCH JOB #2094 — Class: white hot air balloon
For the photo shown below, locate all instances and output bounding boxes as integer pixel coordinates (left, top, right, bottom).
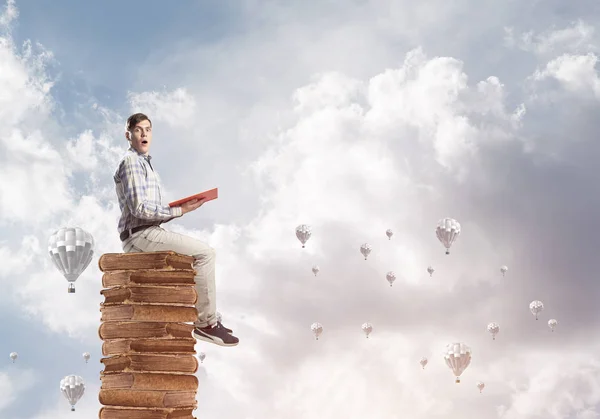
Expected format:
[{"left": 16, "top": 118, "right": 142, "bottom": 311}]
[
  {"left": 444, "top": 342, "right": 472, "bottom": 383},
  {"left": 548, "top": 319, "right": 558, "bottom": 332},
  {"left": 198, "top": 352, "right": 206, "bottom": 363},
  {"left": 295, "top": 225, "right": 312, "bottom": 248},
  {"left": 82, "top": 352, "right": 90, "bottom": 363},
  {"left": 529, "top": 300, "right": 544, "bottom": 320},
  {"left": 60, "top": 375, "right": 85, "bottom": 411},
  {"left": 9, "top": 352, "right": 17, "bottom": 363},
  {"left": 487, "top": 322, "right": 500, "bottom": 340},
  {"left": 386, "top": 229, "right": 393, "bottom": 240},
  {"left": 360, "top": 243, "right": 372, "bottom": 260},
  {"left": 477, "top": 381, "right": 485, "bottom": 393},
  {"left": 427, "top": 266, "right": 435, "bottom": 277},
  {"left": 311, "top": 322, "right": 323, "bottom": 340},
  {"left": 312, "top": 265, "right": 320, "bottom": 276},
  {"left": 386, "top": 271, "right": 396, "bottom": 287},
  {"left": 500, "top": 265, "right": 508, "bottom": 276},
  {"left": 420, "top": 357, "right": 428, "bottom": 369},
  {"left": 48, "top": 227, "right": 94, "bottom": 293},
  {"left": 361, "top": 322, "right": 373, "bottom": 338},
  {"left": 436, "top": 218, "right": 461, "bottom": 255}
]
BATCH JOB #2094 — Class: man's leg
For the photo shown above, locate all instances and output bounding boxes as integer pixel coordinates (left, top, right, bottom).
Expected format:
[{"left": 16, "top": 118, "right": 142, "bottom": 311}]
[{"left": 121, "top": 225, "right": 238, "bottom": 347}]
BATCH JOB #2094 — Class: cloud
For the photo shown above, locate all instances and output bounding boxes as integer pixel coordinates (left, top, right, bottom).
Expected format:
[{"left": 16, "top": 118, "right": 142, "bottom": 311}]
[
  {"left": 127, "top": 87, "right": 197, "bottom": 127},
  {"left": 532, "top": 53, "right": 600, "bottom": 98},
  {"left": 504, "top": 20, "right": 597, "bottom": 57}
]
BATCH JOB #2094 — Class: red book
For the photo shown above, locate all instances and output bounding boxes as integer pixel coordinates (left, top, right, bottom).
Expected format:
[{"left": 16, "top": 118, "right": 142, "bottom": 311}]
[{"left": 168, "top": 188, "right": 218, "bottom": 207}]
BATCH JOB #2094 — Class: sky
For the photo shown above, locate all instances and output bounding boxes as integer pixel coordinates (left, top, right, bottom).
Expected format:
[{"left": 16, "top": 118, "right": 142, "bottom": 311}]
[{"left": 1, "top": 0, "right": 600, "bottom": 417}]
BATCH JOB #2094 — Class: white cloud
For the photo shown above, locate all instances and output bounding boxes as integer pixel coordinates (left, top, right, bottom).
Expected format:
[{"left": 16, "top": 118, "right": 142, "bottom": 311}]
[
  {"left": 127, "top": 87, "right": 197, "bottom": 127},
  {"left": 0, "top": 369, "right": 38, "bottom": 412},
  {"left": 532, "top": 53, "right": 600, "bottom": 98},
  {"left": 504, "top": 20, "right": 597, "bottom": 57}
]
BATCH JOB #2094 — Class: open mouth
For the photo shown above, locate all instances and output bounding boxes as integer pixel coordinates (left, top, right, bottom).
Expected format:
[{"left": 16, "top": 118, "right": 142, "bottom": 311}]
[{"left": 141, "top": 141, "right": 148, "bottom": 144}]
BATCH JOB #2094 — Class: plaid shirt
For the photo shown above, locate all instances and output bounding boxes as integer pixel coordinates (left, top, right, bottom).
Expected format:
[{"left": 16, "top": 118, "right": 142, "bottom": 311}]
[{"left": 114, "top": 146, "right": 182, "bottom": 234}]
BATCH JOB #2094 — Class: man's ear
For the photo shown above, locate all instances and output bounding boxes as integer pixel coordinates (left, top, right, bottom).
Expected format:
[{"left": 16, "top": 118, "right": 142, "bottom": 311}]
[{"left": 125, "top": 131, "right": 130, "bottom": 141}]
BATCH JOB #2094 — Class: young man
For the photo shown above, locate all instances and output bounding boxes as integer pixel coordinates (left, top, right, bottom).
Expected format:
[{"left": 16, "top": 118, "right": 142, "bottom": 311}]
[{"left": 113, "top": 112, "right": 239, "bottom": 347}]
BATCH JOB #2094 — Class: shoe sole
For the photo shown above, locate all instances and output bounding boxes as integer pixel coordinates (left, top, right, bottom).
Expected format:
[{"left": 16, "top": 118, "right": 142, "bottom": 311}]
[{"left": 192, "top": 330, "right": 239, "bottom": 347}]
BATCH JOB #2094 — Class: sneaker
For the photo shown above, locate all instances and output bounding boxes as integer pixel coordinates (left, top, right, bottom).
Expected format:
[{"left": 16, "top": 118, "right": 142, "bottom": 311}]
[
  {"left": 193, "top": 323, "right": 239, "bottom": 347},
  {"left": 218, "top": 321, "right": 233, "bottom": 333}
]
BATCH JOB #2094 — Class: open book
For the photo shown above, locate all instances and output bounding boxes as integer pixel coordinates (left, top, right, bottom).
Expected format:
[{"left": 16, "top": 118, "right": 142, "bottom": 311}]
[{"left": 168, "top": 188, "right": 218, "bottom": 207}]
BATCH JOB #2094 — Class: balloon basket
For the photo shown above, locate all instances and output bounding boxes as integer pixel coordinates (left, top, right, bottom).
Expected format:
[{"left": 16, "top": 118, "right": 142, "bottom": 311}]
[
  {"left": 71, "top": 406, "right": 75, "bottom": 411},
  {"left": 68, "top": 284, "right": 75, "bottom": 293},
  {"left": 455, "top": 378, "right": 460, "bottom": 383}
]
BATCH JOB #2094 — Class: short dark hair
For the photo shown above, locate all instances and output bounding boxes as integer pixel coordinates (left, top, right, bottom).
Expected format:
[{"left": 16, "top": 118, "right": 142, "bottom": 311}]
[{"left": 126, "top": 113, "right": 152, "bottom": 131}]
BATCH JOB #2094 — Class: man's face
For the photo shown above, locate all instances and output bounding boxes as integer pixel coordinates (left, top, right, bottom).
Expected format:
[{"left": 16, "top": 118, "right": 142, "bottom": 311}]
[{"left": 126, "top": 120, "right": 152, "bottom": 155}]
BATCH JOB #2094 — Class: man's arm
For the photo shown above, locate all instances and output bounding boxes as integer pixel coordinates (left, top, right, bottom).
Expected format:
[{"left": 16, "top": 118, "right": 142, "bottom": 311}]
[{"left": 118, "top": 156, "right": 183, "bottom": 221}]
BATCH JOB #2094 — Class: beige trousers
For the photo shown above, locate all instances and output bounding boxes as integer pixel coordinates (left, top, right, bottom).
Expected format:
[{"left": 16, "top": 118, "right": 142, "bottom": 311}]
[{"left": 121, "top": 225, "right": 217, "bottom": 328}]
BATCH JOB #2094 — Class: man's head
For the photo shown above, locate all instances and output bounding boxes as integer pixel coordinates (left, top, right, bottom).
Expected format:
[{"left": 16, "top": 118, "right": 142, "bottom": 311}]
[{"left": 125, "top": 113, "right": 152, "bottom": 155}]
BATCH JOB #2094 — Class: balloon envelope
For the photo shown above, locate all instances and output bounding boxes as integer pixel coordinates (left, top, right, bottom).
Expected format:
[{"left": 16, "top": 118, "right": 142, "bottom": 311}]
[
  {"left": 48, "top": 227, "right": 94, "bottom": 293},
  {"left": 60, "top": 375, "right": 85, "bottom": 411}
]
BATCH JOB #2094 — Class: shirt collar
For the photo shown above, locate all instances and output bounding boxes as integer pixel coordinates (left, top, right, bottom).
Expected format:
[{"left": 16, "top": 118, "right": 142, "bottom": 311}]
[{"left": 128, "top": 146, "right": 152, "bottom": 160}]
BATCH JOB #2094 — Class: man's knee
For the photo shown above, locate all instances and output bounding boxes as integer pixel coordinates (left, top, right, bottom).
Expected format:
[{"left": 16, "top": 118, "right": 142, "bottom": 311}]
[{"left": 193, "top": 246, "right": 215, "bottom": 263}]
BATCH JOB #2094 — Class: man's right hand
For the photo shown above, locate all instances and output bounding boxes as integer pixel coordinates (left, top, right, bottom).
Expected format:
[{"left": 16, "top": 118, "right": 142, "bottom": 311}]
[{"left": 180, "top": 198, "right": 205, "bottom": 215}]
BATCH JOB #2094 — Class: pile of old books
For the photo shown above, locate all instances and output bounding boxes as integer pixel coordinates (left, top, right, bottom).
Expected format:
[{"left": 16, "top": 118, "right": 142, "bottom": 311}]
[{"left": 98, "top": 251, "right": 200, "bottom": 419}]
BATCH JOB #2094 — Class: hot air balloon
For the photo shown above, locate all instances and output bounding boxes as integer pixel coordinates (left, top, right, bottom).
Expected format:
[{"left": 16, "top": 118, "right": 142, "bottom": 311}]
[
  {"left": 312, "top": 265, "right": 320, "bottom": 276},
  {"left": 529, "top": 300, "right": 544, "bottom": 320},
  {"left": 427, "top": 266, "right": 434, "bottom": 277},
  {"left": 9, "top": 352, "right": 17, "bottom": 363},
  {"left": 436, "top": 218, "right": 461, "bottom": 255},
  {"left": 386, "top": 271, "right": 396, "bottom": 287},
  {"left": 82, "top": 352, "right": 90, "bottom": 363},
  {"left": 311, "top": 322, "right": 323, "bottom": 340},
  {"left": 360, "top": 243, "right": 372, "bottom": 260},
  {"left": 295, "top": 225, "right": 312, "bottom": 248},
  {"left": 361, "top": 322, "right": 373, "bottom": 338},
  {"left": 60, "top": 375, "right": 85, "bottom": 411},
  {"left": 548, "top": 319, "right": 557, "bottom": 332},
  {"left": 48, "top": 227, "right": 94, "bottom": 293},
  {"left": 198, "top": 352, "right": 206, "bottom": 363},
  {"left": 386, "top": 229, "right": 393, "bottom": 240},
  {"left": 420, "top": 357, "right": 428, "bottom": 369},
  {"left": 444, "top": 342, "right": 471, "bottom": 383},
  {"left": 477, "top": 381, "right": 485, "bottom": 393},
  {"left": 487, "top": 322, "right": 500, "bottom": 340},
  {"left": 500, "top": 265, "right": 508, "bottom": 276}
]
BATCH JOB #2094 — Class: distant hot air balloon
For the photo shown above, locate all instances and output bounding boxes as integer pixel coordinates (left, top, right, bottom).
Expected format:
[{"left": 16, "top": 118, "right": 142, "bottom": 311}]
[
  {"left": 48, "top": 227, "right": 94, "bottom": 293},
  {"left": 60, "top": 375, "right": 85, "bottom": 411},
  {"left": 311, "top": 322, "right": 323, "bottom": 340},
  {"left": 360, "top": 243, "right": 372, "bottom": 260},
  {"left": 420, "top": 357, "right": 428, "bottom": 369},
  {"left": 529, "top": 300, "right": 544, "bottom": 320},
  {"left": 500, "top": 265, "right": 508, "bottom": 276},
  {"left": 9, "top": 352, "right": 17, "bottom": 363},
  {"left": 487, "top": 322, "right": 500, "bottom": 340},
  {"left": 548, "top": 319, "right": 557, "bottom": 332},
  {"left": 295, "top": 225, "right": 312, "bottom": 248},
  {"left": 477, "top": 381, "right": 485, "bottom": 393},
  {"left": 436, "top": 218, "right": 461, "bottom": 255},
  {"left": 427, "top": 266, "right": 435, "bottom": 277},
  {"left": 444, "top": 342, "right": 471, "bottom": 383},
  {"left": 312, "top": 265, "right": 320, "bottom": 276},
  {"left": 361, "top": 322, "right": 373, "bottom": 338},
  {"left": 386, "top": 271, "right": 396, "bottom": 287},
  {"left": 198, "top": 352, "right": 206, "bottom": 363},
  {"left": 386, "top": 229, "right": 393, "bottom": 240},
  {"left": 82, "top": 352, "right": 90, "bottom": 363}
]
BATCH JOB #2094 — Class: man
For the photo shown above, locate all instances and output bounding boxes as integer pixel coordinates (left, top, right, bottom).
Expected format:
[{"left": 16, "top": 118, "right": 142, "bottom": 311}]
[{"left": 113, "top": 112, "right": 238, "bottom": 347}]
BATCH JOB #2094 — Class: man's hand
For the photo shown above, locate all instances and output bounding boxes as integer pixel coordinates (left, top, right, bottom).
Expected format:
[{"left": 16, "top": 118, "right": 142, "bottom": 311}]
[{"left": 180, "top": 198, "right": 205, "bottom": 215}]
